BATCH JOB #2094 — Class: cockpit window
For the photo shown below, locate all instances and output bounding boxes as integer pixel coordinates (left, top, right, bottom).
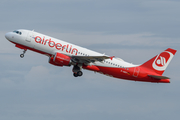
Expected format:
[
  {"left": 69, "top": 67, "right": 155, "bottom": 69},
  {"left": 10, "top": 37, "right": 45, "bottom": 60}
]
[{"left": 13, "top": 30, "right": 22, "bottom": 35}]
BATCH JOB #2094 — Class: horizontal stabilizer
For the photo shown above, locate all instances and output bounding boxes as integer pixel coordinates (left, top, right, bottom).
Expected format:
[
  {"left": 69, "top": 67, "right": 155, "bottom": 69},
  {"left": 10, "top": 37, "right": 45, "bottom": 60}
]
[{"left": 148, "top": 75, "right": 170, "bottom": 80}]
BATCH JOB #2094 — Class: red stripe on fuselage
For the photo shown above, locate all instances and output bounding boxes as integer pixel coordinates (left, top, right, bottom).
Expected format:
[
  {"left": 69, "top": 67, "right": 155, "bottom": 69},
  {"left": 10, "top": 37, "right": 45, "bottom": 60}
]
[
  {"left": 11, "top": 41, "right": 52, "bottom": 57},
  {"left": 95, "top": 66, "right": 170, "bottom": 83}
]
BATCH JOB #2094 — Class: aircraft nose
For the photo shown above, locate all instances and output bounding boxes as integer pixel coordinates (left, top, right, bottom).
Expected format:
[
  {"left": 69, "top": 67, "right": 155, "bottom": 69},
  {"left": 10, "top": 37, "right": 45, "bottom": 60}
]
[{"left": 5, "top": 32, "right": 11, "bottom": 40}]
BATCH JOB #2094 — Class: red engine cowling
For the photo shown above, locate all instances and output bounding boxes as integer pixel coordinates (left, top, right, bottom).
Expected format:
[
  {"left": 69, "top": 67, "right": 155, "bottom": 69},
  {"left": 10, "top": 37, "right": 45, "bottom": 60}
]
[{"left": 49, "top": 53, "right": 71, "bottom": 66}]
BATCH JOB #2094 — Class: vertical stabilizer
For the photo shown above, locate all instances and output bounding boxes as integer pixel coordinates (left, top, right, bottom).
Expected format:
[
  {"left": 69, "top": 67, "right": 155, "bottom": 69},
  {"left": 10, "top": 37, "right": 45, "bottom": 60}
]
[{"left": 141, "top": 48, "right": 177, "bottom": 75}]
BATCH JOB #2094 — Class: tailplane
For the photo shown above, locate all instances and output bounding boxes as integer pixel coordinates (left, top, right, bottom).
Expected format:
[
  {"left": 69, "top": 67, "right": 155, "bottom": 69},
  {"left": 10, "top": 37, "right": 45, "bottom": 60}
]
[
  {"left": 141, "top": 48, "right": 177, "bottom": 75},
  {"left": 148, "top": 75, "right": 170, "bottom": 80}
]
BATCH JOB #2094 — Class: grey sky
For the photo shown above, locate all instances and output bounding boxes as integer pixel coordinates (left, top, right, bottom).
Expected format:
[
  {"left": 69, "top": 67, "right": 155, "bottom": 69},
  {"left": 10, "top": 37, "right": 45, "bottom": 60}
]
[{"left": 0, "top": 0, "right": 180, "bottom": 120}]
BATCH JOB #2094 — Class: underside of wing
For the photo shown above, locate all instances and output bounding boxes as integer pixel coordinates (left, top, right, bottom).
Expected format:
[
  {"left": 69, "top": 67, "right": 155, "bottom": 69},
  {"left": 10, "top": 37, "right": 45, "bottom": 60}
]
[{"left": 71, "top": 55, "right": 111, "bottom": 64}]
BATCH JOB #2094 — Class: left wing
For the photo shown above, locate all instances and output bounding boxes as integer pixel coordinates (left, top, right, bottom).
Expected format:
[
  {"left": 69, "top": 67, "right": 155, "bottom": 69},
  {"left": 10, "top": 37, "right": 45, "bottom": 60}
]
[{"left": 71, "top": 55, "right": 113, "bottom": 65}]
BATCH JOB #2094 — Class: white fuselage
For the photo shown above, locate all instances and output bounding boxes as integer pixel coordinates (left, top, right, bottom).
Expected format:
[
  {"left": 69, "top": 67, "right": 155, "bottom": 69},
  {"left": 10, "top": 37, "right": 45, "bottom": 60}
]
[{"left": 6, "top": 29, "right": 137, "bottom": 68}]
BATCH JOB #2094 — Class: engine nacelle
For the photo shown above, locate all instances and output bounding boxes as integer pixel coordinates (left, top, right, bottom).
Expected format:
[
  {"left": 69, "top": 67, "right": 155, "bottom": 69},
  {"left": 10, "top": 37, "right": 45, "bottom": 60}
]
[
  {"left": 49, "top": 53, "right": 71, "bottom": 66},
  {"left": 49, "top": 56, "right": 63, "bottom": 66}
]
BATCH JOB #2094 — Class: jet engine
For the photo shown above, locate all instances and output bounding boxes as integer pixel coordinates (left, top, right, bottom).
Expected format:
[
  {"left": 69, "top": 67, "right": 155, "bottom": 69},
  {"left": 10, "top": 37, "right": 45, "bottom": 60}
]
[{"left": 49, "top": 52, "right": 71, "bottom": 66}]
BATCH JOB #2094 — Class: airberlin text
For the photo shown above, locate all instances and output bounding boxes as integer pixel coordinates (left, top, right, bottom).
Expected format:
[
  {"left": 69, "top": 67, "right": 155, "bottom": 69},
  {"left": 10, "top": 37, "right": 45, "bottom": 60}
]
[{"left": 35, "top": 36, "right": 78, "bottom": 55}]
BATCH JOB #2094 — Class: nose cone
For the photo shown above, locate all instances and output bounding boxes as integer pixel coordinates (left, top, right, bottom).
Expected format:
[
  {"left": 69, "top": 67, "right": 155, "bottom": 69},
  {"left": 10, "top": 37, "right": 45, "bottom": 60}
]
[{"left": 5, "top": 32, "right": 11, "bottom": 40}]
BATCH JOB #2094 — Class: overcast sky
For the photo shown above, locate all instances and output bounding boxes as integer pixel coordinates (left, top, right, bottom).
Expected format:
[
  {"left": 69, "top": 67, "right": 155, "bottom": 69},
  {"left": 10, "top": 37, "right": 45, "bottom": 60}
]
[{"left": 0, "top": 0, "right": 180, "bottom": 120}]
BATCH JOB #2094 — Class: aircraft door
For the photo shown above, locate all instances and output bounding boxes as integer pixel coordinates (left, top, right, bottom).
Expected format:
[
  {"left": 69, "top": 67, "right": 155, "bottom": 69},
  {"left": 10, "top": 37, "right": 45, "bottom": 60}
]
[
  {"left": 26, "top": 32, "right": 33, "bottom": 42},
  {"left": 133, "top": 67, "right": 140, "bottom": 77}
]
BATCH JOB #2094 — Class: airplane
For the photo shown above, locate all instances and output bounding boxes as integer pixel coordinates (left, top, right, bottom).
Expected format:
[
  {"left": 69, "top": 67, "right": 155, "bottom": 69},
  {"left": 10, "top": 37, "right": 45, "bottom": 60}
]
[{"left": 5, "top": 29, "right": 177, "bottom": 83}]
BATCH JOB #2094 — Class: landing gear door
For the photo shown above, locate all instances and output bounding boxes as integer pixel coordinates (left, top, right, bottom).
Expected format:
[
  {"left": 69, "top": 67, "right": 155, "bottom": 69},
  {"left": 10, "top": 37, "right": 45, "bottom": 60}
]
[{"left": 26, "top": 32, "right": 33, "bottom": 42}]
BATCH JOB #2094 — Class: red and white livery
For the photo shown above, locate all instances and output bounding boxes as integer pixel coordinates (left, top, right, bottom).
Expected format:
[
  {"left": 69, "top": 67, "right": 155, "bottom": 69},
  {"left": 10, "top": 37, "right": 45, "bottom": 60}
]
[{"left": 5, "top": 29, "right": 177, "bottom": 83}]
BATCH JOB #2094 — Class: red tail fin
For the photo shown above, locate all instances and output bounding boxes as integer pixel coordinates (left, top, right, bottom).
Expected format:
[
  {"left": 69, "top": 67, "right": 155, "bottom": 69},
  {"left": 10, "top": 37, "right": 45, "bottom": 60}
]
[{"left": 141, "top": 48, "right": 177, "bottom": 75}]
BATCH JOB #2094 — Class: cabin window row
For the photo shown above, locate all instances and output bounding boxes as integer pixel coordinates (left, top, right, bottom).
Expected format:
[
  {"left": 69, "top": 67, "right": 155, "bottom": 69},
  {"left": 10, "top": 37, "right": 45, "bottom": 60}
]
[{"left": 104, "top": 60, "right": 129, "bottom": 70}]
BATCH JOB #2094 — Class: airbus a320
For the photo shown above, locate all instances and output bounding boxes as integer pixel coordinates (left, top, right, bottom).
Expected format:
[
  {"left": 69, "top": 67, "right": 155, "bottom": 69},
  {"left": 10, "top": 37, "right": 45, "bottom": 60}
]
[{"left": 5, "top": 29, "right": 177, "bottom": 83}]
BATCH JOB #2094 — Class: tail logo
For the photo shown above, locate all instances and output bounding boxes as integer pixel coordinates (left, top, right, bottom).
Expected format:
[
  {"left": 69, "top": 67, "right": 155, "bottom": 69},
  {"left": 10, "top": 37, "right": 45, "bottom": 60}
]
[
  {"left": 156, "top": 56, "right": 166, "bottom": 66},
  {"left": 152, "top": 51, "right": 173, "bottom": 71}
]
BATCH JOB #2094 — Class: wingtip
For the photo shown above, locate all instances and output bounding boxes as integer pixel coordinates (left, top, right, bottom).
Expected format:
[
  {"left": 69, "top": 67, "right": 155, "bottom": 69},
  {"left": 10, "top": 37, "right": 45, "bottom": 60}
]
[{"left": 110, "top": 56, "right": 115, "bottom": 60}]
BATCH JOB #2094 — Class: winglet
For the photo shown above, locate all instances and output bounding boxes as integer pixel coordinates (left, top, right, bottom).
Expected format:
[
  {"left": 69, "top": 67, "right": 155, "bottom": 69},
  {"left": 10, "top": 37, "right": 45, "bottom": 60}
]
[{"left": 110, "top": 56, "right": 115, "bottom": 60}]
